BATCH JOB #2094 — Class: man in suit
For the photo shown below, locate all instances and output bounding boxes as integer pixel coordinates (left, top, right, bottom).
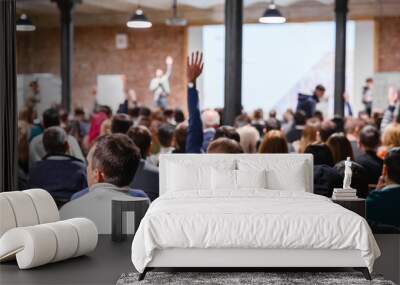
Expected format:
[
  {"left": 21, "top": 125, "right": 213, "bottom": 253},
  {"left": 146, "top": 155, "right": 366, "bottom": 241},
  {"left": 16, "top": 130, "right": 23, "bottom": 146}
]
[
  {"left": 28, "top": 126, "right": 87, "bottom": 201},
  {"left": 127, "top": 126, "right": 160, "bottom": 201},
  {"left": 355, "top": 125, "right": 383, "bottom": 187},
  {"left": 367, "top": 147, "right": 400, "bottom": 228}
]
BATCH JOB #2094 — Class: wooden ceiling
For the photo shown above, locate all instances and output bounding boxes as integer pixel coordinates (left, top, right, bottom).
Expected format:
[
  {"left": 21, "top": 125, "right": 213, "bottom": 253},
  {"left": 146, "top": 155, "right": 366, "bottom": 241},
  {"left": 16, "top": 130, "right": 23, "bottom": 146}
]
[{"left": 16, "top": 0, "right": 400, "bottom": 27}]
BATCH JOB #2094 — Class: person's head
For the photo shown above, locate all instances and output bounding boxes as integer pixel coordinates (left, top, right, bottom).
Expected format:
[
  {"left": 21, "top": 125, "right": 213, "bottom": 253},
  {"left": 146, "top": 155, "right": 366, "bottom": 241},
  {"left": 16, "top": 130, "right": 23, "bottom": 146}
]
[
  {"left": 156, "top": 68, "right": 163, "bottom": 78},
  {"left": 269, "top": 110, "right": 277, "bottom": 119},
  {"left": 100, "top": 119, "right": 112, "bottom": 136},
  {"left": 174, "top": 123, "right": 188, "bottom": 152},
  {"left": 201, "top": 109, "right": 220, "bottom": 129},
  {"left": 319, "top": 120, "right": 336, "bottom": 142},
  {"left": 174, "top": 108, "right": 185, "bottom": 124},
  {"left": 111, "top": 114, "right": 133, "bottom": 134},
  {"left": 344, "top": 118, "right": 364, "bottom": 136},
  {"left": 382, "top": 123, "right": 400, "bottom": 149},
  {"left": 139, "top": 107, "right": 152, "bottom": 118},
  {"left": 29, "top": 80, "right": 39, "bottom": 94},
  {"left": 74, "top": 107, "right": 85, "bottom": 120},
  {"left": 253, "top": 109, "right": 264, "bottom": 121},
  {"left": 43, "top": 126, "right": 69, "bottom": 155},
  {"left": 326, "top": 132, "right": 354, "bottom": 164},
  {"left": 314, "top": 84, "right": 326, "bottom": 99},
  {"left": 157, "top": 123, "right": 175, "bottom": 148},
  {"left": 313, "top": 110, "right": 324, "bottom": 122},
  {"left": 294, "top": 111, "right": 306, "bottom": 126},
  {"left": 42, "top": 108, "right": 60, "bottom": 129},
  {"left": 127, "top": 125, "right": 152, "bottom": 159},
  {"left": 359, "top": 125, "right": 381, "bottom": 151},
  {"left": 304, "top": 143, "right": 334, "bottom": 167},
  {"left": 207, "top": 138, "right": 243, "bottom": 154},
  {"left": 382, "top": 147, "right": 400, "bottom": 185},
  {"left": 265, "top": 118, "right": 281, "bottom": 132},
  {"left": 259, "top": 130, "right": 288, "bottom": 154},
  {"left": 86, "top": 134, "right": 141, "bottom": 188},
  {"left": 299, "top": 124, "right": 319, "bottom": 153},
  {"left": 98, "top": 105, "right": 112, "bottom": 118},
  {"left": 128, "top": 107, "right": 141, "bottom": 120},
  {"left": 234, "top": 114, "right": 251, "bottom": 128},
  {"left": 214, "top": 126, "right": 240, "bottom": 143}
]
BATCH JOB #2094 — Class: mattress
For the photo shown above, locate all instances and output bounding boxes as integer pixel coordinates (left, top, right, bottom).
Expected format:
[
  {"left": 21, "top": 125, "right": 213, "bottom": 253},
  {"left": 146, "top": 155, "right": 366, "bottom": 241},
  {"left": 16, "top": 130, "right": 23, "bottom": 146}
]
[{"left": 131, "top": 190, "right": 380, "bottom": 273}]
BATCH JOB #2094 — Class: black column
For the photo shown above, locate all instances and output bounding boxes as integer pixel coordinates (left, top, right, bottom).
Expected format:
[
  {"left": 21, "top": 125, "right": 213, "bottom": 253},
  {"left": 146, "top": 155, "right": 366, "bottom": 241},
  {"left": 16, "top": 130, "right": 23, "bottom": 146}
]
[
  {"left": 334, "top": 0, "right": 348, "bottom": 117},
  {"left": 54, "top": 0, "right": 78, "bottom": 112},
  {"left": 0, "top": 0, "right": 18, "bottom": 191},
  {"left": 224, "top": 0, "right": 243, "bottom": 126}
]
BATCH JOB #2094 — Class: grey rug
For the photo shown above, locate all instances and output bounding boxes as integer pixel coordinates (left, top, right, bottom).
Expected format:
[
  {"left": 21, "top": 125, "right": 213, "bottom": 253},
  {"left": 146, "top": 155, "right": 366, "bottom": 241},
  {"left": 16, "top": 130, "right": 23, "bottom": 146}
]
[{"left": 117, "top": 272, "right": 396, "bottom": 285}]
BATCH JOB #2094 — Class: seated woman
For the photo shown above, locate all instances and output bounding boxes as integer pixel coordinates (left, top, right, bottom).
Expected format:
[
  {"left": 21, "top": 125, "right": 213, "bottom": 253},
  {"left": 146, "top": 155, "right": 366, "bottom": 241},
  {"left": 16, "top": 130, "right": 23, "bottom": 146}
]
[
  {"left": 304, "top": 144, "right": 342, "bottom": 197},
  {"left": 258, "top": 130, "right": 288, "bottom": 154},
  {"left": 326, "top": 132, "right": 354, "bottom": 165}
]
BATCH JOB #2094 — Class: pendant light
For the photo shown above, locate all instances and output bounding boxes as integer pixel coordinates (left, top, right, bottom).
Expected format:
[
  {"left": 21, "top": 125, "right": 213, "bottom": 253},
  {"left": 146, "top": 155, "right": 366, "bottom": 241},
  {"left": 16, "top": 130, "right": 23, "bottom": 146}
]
[
  {"left": 16, "top": 14, "right": 36, "bottom": 32},
  {"left": 166, "top": 0, "right": 187, "bottom": 27},
  {"left": 259, "top": 1, "right": 286, "bottom": 24},
  {"left": 127, "top": 7, "right": 152, "bottom": 28}
]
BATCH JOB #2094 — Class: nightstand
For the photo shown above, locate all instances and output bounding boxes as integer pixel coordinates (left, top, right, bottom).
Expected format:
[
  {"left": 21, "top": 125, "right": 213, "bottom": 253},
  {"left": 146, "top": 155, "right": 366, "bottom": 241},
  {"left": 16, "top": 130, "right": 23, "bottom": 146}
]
[{"left": 331, "top": 198, "right": 366, "bottom": 218}]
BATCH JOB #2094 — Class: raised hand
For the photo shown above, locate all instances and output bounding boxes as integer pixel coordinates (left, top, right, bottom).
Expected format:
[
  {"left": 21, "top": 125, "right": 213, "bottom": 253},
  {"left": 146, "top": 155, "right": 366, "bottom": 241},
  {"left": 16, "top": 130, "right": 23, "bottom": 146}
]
[
  {"left": 187, "top": 51, "right": 203, "bottom": 86},
  {"left": 166, "top": 56, "right": 173, "bottom": 65}
]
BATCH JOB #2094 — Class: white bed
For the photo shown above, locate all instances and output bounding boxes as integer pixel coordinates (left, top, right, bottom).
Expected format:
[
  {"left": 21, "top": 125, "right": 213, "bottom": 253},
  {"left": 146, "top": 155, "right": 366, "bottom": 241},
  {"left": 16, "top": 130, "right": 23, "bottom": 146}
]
[{"left": 131, "top": 154, "right": 380, "bottom": 280}]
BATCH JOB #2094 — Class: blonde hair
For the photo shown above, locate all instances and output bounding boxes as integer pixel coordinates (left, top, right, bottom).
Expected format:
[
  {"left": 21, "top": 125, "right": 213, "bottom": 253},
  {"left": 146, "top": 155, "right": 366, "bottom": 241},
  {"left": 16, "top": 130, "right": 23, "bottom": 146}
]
[
  {"left": 259, "top": 130, "right": 288, "bottom": 154},
  {"left": 382, "top": 123, "right": 400, "bottom": 149},
  {"left": 298, "top": 125, "right": 319, "bottom": 153},
  {"left": 100, "top": 119, "right": 112, "bottom": 136}
]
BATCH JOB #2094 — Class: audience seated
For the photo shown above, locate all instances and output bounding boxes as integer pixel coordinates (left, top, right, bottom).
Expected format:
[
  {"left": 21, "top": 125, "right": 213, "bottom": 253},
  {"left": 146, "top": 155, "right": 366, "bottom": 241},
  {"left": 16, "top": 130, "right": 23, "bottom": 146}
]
[
  {"left": 127, "top": 126, "right": 159, "bottom": 201},
  {"left": 207, "top": 138, "right": 243, "bottom": 154},
  {"left": 286, "top": 111, "right": 306, "bottom": 143},
  {"left": 214, "top": 126, "right": 241, "bottom": 143},
  {"left": 379, "top": 122, "right": 400, "bottom": 159},
  {"left": 251, "top": 108, "right": 265, "bottom": 136},
  {"left": 201, "top": 109, "right": 220, "bottom": 152},
  {"left": 367, "top": 147, "right": 400, "bottom": 228},
  {"left": 293, "top": 124, "right": 319, "bottom": 153},
  {"left": 319, "top": 120, "right": 336, "bottom": 142},
  {"left": 304, "top": 144, "right": 342, "bottom": 197},
  {"left": 174, "top": 108, "right": 185, "bottom": 124},
  {"left": 111, "top": 113, "right": 133, "bottom": 134},
  {"left": 345, "top": 118, "right": 364, "bottom": 158},
  {"left": 259, "top": 130, "right": 288, "bottom": 154},
  {"left": 29, "top": 108, "right": 85, "bottom": 168},
  {"left": 326, "top": 132, "right": 354, "bottom": 165},
  {"left": 69, "top": 134, "right": 148, "bottom": 201},
  {"left": 149, "top": 123, "right": 175, "bottom": 165},
  {"left": 355, "top": 125, "right": 383, "bottom": 187},
  {"left": 334, "top": 160, "right": 369, "bottom": 198},
  {"left": 28, "top": 126, "right": 87, "bottom": 201}
]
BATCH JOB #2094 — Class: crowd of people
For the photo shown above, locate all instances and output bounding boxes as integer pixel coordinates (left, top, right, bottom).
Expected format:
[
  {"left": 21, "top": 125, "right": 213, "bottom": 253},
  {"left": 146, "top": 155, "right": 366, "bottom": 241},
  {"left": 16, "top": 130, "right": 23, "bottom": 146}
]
[{"left": 17, "top": 52, "right": 400, "bottom": 229}]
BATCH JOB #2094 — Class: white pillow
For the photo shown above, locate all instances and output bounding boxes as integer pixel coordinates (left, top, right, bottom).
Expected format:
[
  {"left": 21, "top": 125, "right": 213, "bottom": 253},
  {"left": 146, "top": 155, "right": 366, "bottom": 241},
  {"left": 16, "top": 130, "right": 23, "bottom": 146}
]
[
  {"left": 211, "top": 168, "right": 237, "bottom": 190},
  {"left": 266, "top": 164, "right": 306, "bottom": 191},
  {"left": 236, "top": 169, "right": 267, "bottom": 189},
  {"left": 167, "top": 160, "right": 236, "bottom": 192}
]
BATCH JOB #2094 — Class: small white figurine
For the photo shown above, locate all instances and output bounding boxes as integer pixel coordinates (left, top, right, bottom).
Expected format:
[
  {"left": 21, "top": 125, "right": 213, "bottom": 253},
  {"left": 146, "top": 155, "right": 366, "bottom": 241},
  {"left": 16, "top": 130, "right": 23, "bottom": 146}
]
[{"left": 343, "top": 157, "right": 353, "bottom": 189}]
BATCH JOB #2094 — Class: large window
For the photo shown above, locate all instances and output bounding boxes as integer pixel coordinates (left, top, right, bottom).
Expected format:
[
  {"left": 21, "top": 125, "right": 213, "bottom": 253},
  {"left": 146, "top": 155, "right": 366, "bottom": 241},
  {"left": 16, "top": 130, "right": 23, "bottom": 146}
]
[{"left": 201, "top": 21, "right": 355, "bottom": 116}]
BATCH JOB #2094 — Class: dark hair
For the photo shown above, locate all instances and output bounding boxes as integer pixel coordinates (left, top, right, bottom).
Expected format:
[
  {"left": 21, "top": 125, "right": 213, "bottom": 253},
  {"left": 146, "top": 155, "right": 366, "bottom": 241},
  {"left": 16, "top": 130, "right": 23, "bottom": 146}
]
[
  {"left": 334, "top": 160, "right": 369, "bottom": 198},
  {"left": 43, "top": 126, "right": 68, "bottom": 155},
  {"left": 319, "top": 120, "right": 336, "bottom": 142},
  {"left": 128, "top": 107, "right": 141, "bottom": 118},
  {"left": 385, "top": 147, "right": 400, "bottom": 184},
  {"left": 214, "top": 126, "right": 240, "bottom": 143},
  {"left": 139, "top": 107, "right": 152, "bottom": 117},
  {"left": 304, "top": 144, "right": 334, "bottom": 167},
  {"left": 259, "top": 130, "right": 288, "bottom": 154},
  {"left": 315, "top": 84, "right": 326, "bottom": 92},
  {"left": 326, "top": 133, "right": 354, "bottom": 164},
  {"left": 163, "top": 109, "right": 174, "bottom": 118},
  {"left": 111, "top": 114, "right": 133, "bottom": 134},
  {"left": 157, "top": 123, "right": 175, "bottom": 147},
  {"left": 313, "top": 110, "right": 324, "bottom": 122},
  {"left": 294, "top": 111, "right": 306, "bottom": 126},
  {"left": 99, "top": 105, "right": 112, "bottom": 117},
  {"left": 74, "top": 107, "right": 85, "bottom": 117},
  {"left": 207, "top": 138, "right": 243, "bottom": 154},
  {"left": 127, "top": 126, "right": 152, "bottom": 159},
  {"left": 174, "top": 108, "right": 185, "bottom": 124},
  {"left": 366, "top": 78, "right": 373, "bottom": 83},
  {"left": 174, "top": 123, "right": 187, "bottom": 152},
  {"left": 359, "top": 125, "right": 380, "bottom": 150},
  {"left": 92, "top": 134, "right": 141, "bottom": 187},
  {"left": 42, "top": 108, "right": 60, "bottom": 129}
]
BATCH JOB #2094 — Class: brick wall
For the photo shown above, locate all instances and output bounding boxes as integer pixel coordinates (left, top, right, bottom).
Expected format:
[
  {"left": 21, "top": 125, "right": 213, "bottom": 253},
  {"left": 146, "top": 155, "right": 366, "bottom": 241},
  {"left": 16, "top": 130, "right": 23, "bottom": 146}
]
[
  {"left": 376, "top": 17, "right": 400, "bottom": 72},
  {"left": 17, "top": 25, "right": 187, "bottom": 112}
]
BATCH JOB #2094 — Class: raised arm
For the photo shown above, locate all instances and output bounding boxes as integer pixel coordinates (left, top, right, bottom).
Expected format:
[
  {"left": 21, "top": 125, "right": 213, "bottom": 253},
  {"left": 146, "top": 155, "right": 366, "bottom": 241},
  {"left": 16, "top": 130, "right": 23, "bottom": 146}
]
[
  {"left": 185, "top": 51, "right": 204, "bottom": 154},
  {"left": 165, "top": 56, "right": 173, "bottom": 78}
]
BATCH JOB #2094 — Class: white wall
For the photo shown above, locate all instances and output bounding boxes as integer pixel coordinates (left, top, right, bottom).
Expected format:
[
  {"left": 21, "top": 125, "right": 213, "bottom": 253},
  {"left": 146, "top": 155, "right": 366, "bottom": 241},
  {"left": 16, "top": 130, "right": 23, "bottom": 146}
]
[
  {"left": 352, "top": 20, "right": 375, "bottom": 115},
  {"left": 187, "top": 26, "right": 205, "bottom": 108}
]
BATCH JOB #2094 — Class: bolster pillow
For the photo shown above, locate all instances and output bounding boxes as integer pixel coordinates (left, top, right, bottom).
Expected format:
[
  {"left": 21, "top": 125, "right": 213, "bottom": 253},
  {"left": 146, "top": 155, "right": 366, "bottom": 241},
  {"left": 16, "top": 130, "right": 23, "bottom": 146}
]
[{"left": 0, "top": 218, "right": 98, "bottom": 269}]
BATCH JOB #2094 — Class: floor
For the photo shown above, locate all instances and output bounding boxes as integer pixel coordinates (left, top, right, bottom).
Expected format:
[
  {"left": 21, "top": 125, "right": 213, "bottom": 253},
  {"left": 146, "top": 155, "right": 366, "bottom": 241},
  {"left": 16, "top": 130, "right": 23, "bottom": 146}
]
[{"left": 0, "top": 235, "right": 134, "bottom": 285}]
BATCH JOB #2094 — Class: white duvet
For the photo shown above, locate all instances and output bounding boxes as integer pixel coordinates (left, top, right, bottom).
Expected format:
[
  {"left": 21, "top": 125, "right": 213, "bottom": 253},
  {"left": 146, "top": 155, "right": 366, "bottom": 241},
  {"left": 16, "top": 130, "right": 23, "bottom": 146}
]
[{"left": 131, "top": 190, "right": 380, "bottom": 273}]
